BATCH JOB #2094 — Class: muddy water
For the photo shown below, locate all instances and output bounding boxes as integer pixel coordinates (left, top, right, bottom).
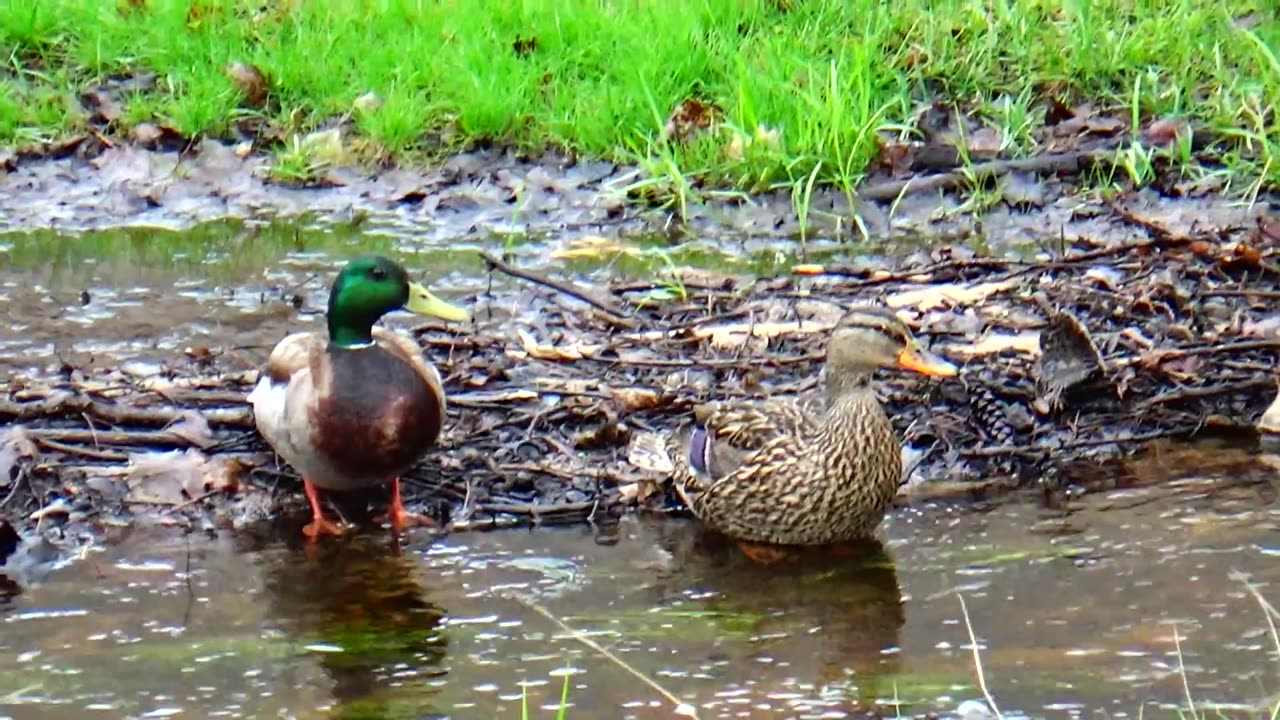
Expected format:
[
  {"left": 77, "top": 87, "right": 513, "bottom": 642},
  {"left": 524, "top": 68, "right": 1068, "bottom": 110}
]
[
  {"left": 3, "top": 222, "right": 1280, "bottom": 717},
  {"left": 0, "top": 219, "right": 864, "bottom": 375},
  {"left": 2, "top": 461, "right": 1278, "bottom": 719}
]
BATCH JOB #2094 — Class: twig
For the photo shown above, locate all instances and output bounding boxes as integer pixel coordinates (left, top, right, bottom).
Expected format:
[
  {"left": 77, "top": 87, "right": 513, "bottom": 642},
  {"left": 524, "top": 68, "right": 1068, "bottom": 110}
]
[
  {"left": 29, "top": 428, "right": 221, "bottom": 449},
  {"left": 0, "top": 396, "right": 252, "bottom": 428},
  {"left": 167, "top": 489, "right": 223, "bottom": 513},
  {"left": 1171, "top": 622, "right": 1199, "bottom": 720},
  {"left": 34, "top": 437, "right": 128, "bottom": 461},
  {"left": 0, "top": 467, "right": 26, "bottom": 510},
  {"left": 1229, "top": 570, "right": 1280, "bottom": 661},
  {"left": 858, "top": 147, "right": 1111, "bottom": 202},
  {"left": 510, "top": 593, "right": 700, "bottom": 719},
  {"left": 956, "top": 592, "right": 1004, "bottom": 720},
  {"left": 475, "top": 500, "right": 598, "bottom": 516},
  {"left": 960, "top": 427, "right": 1190, "bottom": 458},
  {"left": 480, "top": 251, "right": 639, "bottom": 327}
]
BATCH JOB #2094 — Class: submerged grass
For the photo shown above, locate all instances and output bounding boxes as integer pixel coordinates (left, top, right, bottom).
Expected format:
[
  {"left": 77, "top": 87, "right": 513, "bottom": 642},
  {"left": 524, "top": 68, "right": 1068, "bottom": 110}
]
[{"left": 1, "top": 1, "right": 1279, "bottom": 195}]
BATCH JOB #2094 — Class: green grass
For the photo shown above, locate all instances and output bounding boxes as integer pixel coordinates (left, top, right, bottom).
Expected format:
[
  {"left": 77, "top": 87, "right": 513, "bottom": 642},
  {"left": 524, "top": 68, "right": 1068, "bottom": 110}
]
[{"left": 1, "top": 0, "right": 1279, "bottom": 196}]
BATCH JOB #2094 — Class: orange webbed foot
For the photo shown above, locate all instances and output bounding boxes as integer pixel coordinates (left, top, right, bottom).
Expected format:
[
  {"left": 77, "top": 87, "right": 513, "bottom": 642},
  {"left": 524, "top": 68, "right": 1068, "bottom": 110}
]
[
  {"left": 736, "top": 540, "right": 793, "bottom": 566},
  {"left": 302, "top": 479, "right": 347, "bottom": 539},
  {"left": 375, "top": 477, "right": 435, "bottom": 533}
]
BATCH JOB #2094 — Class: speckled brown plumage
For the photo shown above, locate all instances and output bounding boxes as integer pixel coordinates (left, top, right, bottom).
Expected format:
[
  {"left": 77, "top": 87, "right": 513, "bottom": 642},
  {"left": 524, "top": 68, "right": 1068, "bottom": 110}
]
[{"left": 667, "top": 306, "right": 958, "bottom": 547}]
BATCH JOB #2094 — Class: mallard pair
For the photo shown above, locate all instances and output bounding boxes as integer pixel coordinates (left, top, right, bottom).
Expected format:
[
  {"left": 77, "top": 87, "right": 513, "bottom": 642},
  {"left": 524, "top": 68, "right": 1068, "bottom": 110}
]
[
  {"left": 666, "top": 306, "right": 958, "bottom": 552},
  {"left": 252, "top": 258, "right": 957, "bottom": 548},
  {"left": 248, "top": 256, "right": 469, "bottom": 538}
]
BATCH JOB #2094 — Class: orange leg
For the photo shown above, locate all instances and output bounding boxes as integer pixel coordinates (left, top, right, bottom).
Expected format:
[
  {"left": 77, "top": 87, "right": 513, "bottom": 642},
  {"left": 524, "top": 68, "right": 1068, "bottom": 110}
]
[
  {"left": 375, "top": 477, "right": 434, "bottom": 532},
  {"left": 735, "top": 540, "right": 793, "bottom": 566},
  {"left": 302, "top": 479, "right": 346, "bottom": 538}
]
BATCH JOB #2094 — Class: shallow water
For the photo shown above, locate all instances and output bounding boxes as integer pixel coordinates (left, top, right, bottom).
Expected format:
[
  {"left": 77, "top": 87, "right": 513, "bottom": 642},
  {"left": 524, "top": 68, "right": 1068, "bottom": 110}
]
[
  {"left": 3, "top": 222, "right": 1280, "bottom": 718},
  {"left": 0, "top": 219, "right": 873, "bottom": 376},
  {"left": 2, "top": 459, "right": 1278, "bottom": 719}
]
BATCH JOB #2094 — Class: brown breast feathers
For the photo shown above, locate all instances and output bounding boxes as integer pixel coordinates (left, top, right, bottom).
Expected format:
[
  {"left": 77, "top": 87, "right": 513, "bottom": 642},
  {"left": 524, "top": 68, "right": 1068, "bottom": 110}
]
[{"left": 310, "top": 345, "right": 443, "bottom": 480}]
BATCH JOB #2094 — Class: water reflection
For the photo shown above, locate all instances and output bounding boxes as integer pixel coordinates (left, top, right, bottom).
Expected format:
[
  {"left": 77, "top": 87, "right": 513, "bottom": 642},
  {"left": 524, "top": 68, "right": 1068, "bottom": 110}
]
[
  {"left": 242, "top": 532, "right": 449, "bottom": 718},
  {"left": 649, "top": 526, "right": 905, "bottom": 704},
  {"left": 0, "top": 464, "right": 1278, "bottom": 718}
]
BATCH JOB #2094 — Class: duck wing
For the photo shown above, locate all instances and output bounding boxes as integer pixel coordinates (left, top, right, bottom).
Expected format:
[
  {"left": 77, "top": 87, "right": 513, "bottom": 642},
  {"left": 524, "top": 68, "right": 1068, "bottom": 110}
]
[{"left": 670, "top": 396, "right": 820, "bottom": 507}]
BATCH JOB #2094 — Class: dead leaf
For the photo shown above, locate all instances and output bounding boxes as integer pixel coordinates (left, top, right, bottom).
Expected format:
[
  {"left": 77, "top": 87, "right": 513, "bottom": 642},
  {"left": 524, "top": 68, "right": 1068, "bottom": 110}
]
[
  {"left": 886, "top": 279, "right": 1018, "bottom": 311},
  {"left": 627, "top": 432, "right": 673, "bottom": 474},
  {"left": 132, "top": 122, "right": 184, "bottom": 148},
  {"left": 944, "top": 331, "right": 1041, "bottom": 359},
  {"left": 1258, "top": 387, "right": 1280, "bottom": 435},
  {"left": 693, "top": 318, "right": 836, "bottom": 350},
  {"left": 299, "top": 128, "right": 347, "bottom": 165},
  {"left": 875, "top": 134, "right": 916, "bottom": 177},
  {"left": 1143, "top": 117, "right": 1189, "bottom": 147},
  {"left": 353, "top": 92, "right": 383, "bottom": 114},
  {"left": 512, "top": 35, "right": 538, "bottom": 56},
  {"left": 82, "top": 90, "right": 123, "bottom": 124},
  {"left": 164, "top": 410, "right": 214, "bottom": 448},
  {"left": 512, "top": 329, "right": 601, "bottom": 361},
  {"left": 965, "top": 126, "right": 1004, "bottom": 157},
  {"left": 124, "top": 449, "right": 243, "bottom": 505},
  {"left": 1241, "top": 314, "right": 1280, "bottom": 339},
  {"left": 550, "top": 235, "right": 640, "bottom": 261},
  {"left": 225, "top": 61, "right": 269, "bottom": 107},
  {"left": 662, "top": 98, "right": 721, "bottom": 143},
  {"left": 724, "top": 125, "right": 781, "bottom": 161},
  {"left": 0, "top": 427, "right": 38, "bottom": 487},
  {"left": 1036, "top": 309, "right": 1105, "bottom": 407},
  {"left": 609, "top": 386, "right": 663, "bottom": 412}
]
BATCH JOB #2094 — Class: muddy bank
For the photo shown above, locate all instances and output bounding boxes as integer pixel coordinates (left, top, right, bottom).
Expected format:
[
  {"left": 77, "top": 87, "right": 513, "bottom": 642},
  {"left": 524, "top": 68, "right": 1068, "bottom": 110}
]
[
  {"left": 1, "top": 136, "right": 1275, "bottom": 252},
  {"left": 3, "top": 214, "right": 1280, "bottom": 540}
]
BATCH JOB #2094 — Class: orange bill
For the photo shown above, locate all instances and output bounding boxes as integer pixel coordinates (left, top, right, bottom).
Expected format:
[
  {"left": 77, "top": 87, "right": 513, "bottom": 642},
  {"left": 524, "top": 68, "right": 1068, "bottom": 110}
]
[{"left": 896, "top": 346, "right": 958, "bottom": 377}]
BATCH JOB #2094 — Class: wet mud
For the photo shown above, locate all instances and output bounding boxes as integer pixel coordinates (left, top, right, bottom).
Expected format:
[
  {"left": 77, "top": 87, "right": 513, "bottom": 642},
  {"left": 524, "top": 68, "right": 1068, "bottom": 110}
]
[{"left": 3, "top": 203, "right": 1280, "bottom": 545}]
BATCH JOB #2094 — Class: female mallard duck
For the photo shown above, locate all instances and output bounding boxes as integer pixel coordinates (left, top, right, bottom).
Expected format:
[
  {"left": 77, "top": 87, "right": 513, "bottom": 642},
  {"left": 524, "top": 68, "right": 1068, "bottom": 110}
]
[
  {"left": 668, "top": 306, "right": 957, "bottom": 549},
  {"left": 247, "top": 255, "right": 470, "bottom": 538}
]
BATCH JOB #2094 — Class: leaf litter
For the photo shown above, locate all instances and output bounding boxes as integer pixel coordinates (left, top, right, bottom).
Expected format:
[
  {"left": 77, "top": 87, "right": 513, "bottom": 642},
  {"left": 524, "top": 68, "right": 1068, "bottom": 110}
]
[{"left": 3, "top": 204, "right": 1280, "bottom": 544}]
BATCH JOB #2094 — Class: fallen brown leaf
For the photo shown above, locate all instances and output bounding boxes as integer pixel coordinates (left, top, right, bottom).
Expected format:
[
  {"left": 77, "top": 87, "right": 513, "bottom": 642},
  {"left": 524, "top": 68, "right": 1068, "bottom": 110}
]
[
  {"left": 512, "top": 35, "right": 538, "bottom": 56},
  {"left": 886, "top": 279, "right": 1018, "bottom": 311},
  {"left": 550, "top": 235, "right": 640, "bottom": 261},
  {"left": 82, "top": 90, "right": 123, "bottom": 124},
  {"left": 512, "top": 329, "right": 601, "bottom": 361},
  {"left": 693, "top": 318, "right": 836, "bottom": 350},
  {"left": 609, "top": 386, "right": 663, "bottom": 412},
  {"left": 965, "top": 126, "right": 1004, "bottom": 157},
  {"left": 225, "top": 61, "right": 269, "bottom": 107},
  {"left": 627, "top": 432, "right": 674, "bottom": 474},
  {"left": 353, "top": 92, "right": 383, "bottom": 113},
  {"left": 163, "top": 410, "right": 214, "bottom": 449},
  {"left": 1143, "top": 117, "right": 1189, "bottom": 146},
  {"left": 945, "top": 331, "right": 1041, "bottom": 359},
  {"left": 0, "top": 426, "right": 38, "bottom": 487},
  {"left": 662, "top": 98, "right": 721, "bottom": 143},
  {"left": 124, "top": 449, "right": 243, "bottom": 505},
  {"left": 1257, "top": 387, "right": 1280, "bottom": 434}
]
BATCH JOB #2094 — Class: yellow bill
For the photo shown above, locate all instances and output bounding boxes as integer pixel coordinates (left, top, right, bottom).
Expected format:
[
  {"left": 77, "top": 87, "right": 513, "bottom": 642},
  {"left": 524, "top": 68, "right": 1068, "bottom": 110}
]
[
  {"left": 404, "top": 281, "right": 470, "bottom": 322},
  {"left": 896, "top": 345, "right": 958, "bottom": 377}
]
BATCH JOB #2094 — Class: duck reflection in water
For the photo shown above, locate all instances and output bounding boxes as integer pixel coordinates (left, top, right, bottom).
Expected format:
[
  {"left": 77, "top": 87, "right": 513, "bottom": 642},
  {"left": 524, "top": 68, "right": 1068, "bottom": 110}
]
[
  {"left": 243, "top": 532, "right": 448, "bottom": 716},
  {"left": 649, "top": 521, "right": 905, "bottom": 702}
]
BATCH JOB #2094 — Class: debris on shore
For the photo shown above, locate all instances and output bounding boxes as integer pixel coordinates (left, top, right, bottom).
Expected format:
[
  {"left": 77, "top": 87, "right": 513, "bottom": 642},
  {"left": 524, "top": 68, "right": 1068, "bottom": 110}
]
[{"left": 2, "top": 206, "right": 1279, "bottom": 537}]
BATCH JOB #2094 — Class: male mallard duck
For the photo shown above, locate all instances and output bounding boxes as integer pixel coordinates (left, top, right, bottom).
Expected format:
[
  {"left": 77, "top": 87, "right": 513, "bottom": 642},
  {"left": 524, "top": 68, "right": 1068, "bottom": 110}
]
[
  {"left": 247, "top": 255, "right": 470, "bottom": 538},
  {"left": 668, "top": 306, "right": 957, "bottom": 549}
]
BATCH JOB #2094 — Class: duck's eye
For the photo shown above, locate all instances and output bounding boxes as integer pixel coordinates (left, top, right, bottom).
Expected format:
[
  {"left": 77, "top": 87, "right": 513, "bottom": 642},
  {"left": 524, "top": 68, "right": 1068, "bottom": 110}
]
[{"left": 370, "top": 267, "right": 387, "bottom": 280}]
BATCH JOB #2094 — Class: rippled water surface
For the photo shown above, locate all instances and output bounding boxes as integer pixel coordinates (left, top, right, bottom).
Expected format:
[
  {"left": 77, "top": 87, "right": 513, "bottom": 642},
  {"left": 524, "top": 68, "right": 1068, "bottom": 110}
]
[
  {"left": 2, "top": 223, "right": 1279, "bottom": 718},
  {"left": 3, "top": 462, "right": 1278, "bottom": 719}
]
